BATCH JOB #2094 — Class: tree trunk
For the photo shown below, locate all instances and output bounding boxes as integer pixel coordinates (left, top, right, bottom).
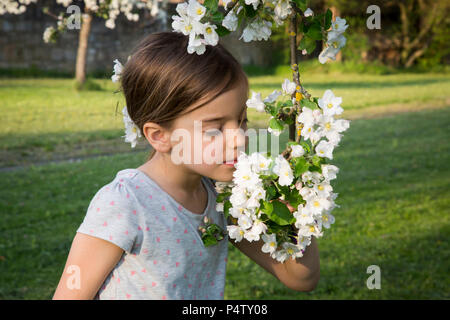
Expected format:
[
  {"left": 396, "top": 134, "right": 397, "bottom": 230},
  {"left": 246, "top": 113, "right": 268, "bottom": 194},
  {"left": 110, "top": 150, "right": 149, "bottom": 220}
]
[{"left": 75, "top": 11, "right": 93, "bottom": 86}]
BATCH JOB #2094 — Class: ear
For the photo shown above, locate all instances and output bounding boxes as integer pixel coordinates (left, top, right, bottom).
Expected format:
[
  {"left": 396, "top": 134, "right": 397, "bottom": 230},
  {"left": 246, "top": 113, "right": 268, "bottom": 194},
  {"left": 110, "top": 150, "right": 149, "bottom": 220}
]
[{"left": 142, "top": 122, "right": 172, "bottom": 154}]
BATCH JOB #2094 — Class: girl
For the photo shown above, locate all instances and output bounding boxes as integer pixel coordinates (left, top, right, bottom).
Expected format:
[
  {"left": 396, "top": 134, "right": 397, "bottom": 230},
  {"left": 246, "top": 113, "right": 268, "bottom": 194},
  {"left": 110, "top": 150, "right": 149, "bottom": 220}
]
[{"left": 53, "top": 31, "right": 320, "bottom": 300}]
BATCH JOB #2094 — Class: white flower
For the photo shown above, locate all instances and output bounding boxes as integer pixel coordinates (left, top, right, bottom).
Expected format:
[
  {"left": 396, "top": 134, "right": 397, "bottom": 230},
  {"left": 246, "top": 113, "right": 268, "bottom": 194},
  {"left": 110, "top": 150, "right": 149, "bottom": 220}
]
[
  {"left": 318, "top": 90, "right": 343, "bottom": 116},
  {"left": 282, "top": 242, "right": 301, "bottom": 258},
  {"left": 246, "top": 187, "right": 266, "bottom": 209},
  {"left": 274, "top": 0, "right": 292, "bottom": 20},
  {"left": 111, "top": 59, "right": 123, "bottom": 83},
  {"left": 222, "top": 9, "right": 238, "bottom": 31},
  {"left": 261, "top": 233, "right": 278, "bottom": 254},
  {"left": 301, "top": 124, "right": 321, "bottom": 144},
  {"left": 216, "top": 202, "right": 224, "bottom": 212},
  {"left": 240, "top": 19, "right": 272, "bottom": 42},
  {"left": 313, "top": 182, "right": 333, "bottom": 198},
  {"left": 322, "top": 164, "right": 339, "bottom": 181},
  {"left": 187, "top": 0, "right": 206, "bottom": 21},
  {"left": 327, "top": 33, "right": 347, "bottom": 49},
  {"left": 315, "top": 140, "right": 335, "bottom": 159},
  {"left": 302, "top": 171, "right": 322, "bottom": 184},
  {"left": 291, "top": 144, "right": 305, "bottom": 158},
  {"left": 238, "top": 214, "right": 253, "bottom": 230},
  {"left": 297, "top": 234, "right": 311, "bottom": 249},
  {"left": 273, "top": 155, "right": 294, "bottom": 186},
  {"left": 282, "top": 78, "right": 296, "bottom": 95},
  {"left": 245, "top": 0, "right": 260, "bottom": 10},
  {"left": 43, "top": 26, "right": 55, "bottom": 43},
  {"left": 318, "top": 212, "right": 335, "bottom": 229},
  {"left": 317, "top": 115, "right": 350, "bottom": 145},
  {"left": 294, "top": 205, "right": 314, "bottom": 227},
  {"left": 318, "top": 45, "right": 340, "bottom": 64},
  {"left": 229, "top": 186, "right": 248, "bottom": 208},
  {"left": 249, "top": 152, "right": 272, "bottom": 174},
  {"left": 122, "top": 106, "right": 141, "bottom": 148},
  {"left": 328, "top": 17, "right": 349, "bottom": 39},
  {"left": 233, "top": 168, "right": 260, "bottom": 190},
  {"left": 263, "top": 90, "right": 282, "bottom": 103},
  {"left": 187, "top": 33, "right": 206, "bottom": 55},
  {"left": 298, "top": 223, "right": 323, "bottom": 238},
  {"left": 227, "top": 225, "right": 245, "bottom": 242},
  {"left": 304, "top": 8, "right": 314, "bottom": 17},
  {"left": 305, "top": 195, "right": 332, "bottom": 217},
  {"left": 246, "top": 91, "right": 266, "bottom": 112},
  {"left": 297, "top": 107, "right": 316, "bottom": 127},
  {"left": 203, "top": 23, "right": 219, "bottom": 46}
]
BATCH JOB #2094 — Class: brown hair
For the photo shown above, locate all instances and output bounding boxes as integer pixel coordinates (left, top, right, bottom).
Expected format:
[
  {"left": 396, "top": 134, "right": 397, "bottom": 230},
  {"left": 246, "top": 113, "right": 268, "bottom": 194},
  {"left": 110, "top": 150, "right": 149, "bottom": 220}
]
[{"left": 119, "top": 31, "right": 249, "bottom": 161}]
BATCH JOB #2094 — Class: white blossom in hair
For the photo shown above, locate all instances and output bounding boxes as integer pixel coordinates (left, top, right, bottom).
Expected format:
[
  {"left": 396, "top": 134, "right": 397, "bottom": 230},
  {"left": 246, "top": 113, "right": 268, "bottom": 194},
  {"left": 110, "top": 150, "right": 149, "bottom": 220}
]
[
  {"left": 122, "top": 106, "right": 141, "bottom": 148},
  {"left": 111, "top": 59, "right": 123, "bottom": 83}
]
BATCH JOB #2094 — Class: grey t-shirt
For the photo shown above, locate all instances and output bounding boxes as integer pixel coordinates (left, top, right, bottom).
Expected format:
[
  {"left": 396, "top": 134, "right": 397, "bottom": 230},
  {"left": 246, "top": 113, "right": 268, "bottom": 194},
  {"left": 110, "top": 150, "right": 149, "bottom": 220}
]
[{"left": 76, "top": 168, "right": 228, "bottom": 300}]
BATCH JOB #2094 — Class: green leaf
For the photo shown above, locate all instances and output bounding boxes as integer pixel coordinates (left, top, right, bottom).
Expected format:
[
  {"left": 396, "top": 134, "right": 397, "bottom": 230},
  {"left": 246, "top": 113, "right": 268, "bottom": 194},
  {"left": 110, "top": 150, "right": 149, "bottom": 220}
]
[
  {"left": 287, "top": 189, "right": 303, "bottom": 208},
  {"left": 300, "top": 98, "right": 317, "bottom": 109},
  {"left": 216, "top": 192, "right": 231, "bottom": 203},
  {"left": 294, "top": 157, "right": 310, "bottom": 176},
  {"left": 243, "top": 4, "right": 257, "bottom": 18},
  {"left": 204, "top": 0, "right": 218, "bottom": 12},
  {"left": 211, "top": 12, "right": 224, "bottom": 24},
  {"left": 202, "top": 234, "right": 218, "bottom": 247},
  {"left": 300, "top": 141, "right": 311, "bottom": 153},
  {"left": 262, "top": 200, "right": 273, "bottom": 215},
  {"left": 269, "top": 118, "right": 285, "bottom": 131},
  {"left": 267, "top": 201, "right": 296, "bottom": 226},
  {"left": 306, "top": 22, "right": 323, "bottom": 41},
  {"left": 293, "top": 0, "right": 307, "bottom": 12},
  {"left": 311, "top": 155, "right": 322, "bottom": 167},
  {"left": 215, "top": 25, "right": 231, "bottom": 37},
  {"left": 325, "top": 8, "right": 333, "bottom": 30},
  {"left": 223, "top": 200, "right": 232, "bottom": 219},
  {"left": 266, "top": 185, "right": 278, "bottom": 200},
  {"left": 298, "top": 36, "right": 316, "bottom": 54}
]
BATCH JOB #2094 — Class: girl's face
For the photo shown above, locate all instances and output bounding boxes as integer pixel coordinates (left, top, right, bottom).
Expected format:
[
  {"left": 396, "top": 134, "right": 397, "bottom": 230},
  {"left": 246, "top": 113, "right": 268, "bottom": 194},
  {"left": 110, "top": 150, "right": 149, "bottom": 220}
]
[{"left": 167, "top": 81, "right": 249, "bottom": 182}]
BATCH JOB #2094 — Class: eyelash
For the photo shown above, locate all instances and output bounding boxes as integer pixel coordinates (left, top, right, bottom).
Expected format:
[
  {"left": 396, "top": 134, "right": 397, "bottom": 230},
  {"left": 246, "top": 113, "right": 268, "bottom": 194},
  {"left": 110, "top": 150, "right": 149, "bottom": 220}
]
[{"left": 204, "top": 118, "right": 248, "bottom": 135}]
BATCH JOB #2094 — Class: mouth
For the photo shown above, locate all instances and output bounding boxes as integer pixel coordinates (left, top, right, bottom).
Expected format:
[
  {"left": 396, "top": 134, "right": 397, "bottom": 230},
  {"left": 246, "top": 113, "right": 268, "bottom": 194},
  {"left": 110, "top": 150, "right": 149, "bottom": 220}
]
[{"left": 223, "top": 159, "right": 238, "bottom": 167}]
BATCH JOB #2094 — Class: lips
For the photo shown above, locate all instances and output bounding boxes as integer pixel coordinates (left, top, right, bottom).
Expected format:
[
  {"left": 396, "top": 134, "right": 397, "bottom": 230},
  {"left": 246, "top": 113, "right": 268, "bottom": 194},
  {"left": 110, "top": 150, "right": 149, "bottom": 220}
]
[{"left": 223, "top": 159, "right": 238, "bottom": 166}]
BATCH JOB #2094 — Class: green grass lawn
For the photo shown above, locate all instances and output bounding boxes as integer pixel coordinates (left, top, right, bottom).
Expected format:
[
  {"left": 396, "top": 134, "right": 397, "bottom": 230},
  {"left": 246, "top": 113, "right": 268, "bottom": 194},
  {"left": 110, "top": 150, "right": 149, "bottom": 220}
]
[
  {"left": 1, "top": 72, "right": 449, "bottom": 167},
  {"left": 0, "top": 107, "right": 448, "bottom": 299}
]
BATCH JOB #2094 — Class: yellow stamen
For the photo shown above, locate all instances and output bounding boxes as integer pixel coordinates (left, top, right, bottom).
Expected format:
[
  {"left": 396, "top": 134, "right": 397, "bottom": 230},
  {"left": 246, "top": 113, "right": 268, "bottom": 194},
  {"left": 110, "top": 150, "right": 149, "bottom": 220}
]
[
  {"left": 295, "top": 92, "right": 303, "bottom": 101},
  {"left": 325, "top": 122, "right": 331, "bottom": 129},
  {"left": 196, "top": 8, "right": 203, "bottom": 15},
  {"left": 327, "top": 103, "right": 333, "bottom": 109},
  {"left": 206, "top": 27, "right": 212, "bottom": 34},
  {"left": 318, "top": 185, "right": 324, "bottom": 191},
  {"left": 313, "top": 201, "right": 320, "bottom": 207},
  {"left": 309, "top": 226, "right": 315, "bottom": 233},
  {"left": 270, "top": 242, "right": 276, "bottom": 247}
]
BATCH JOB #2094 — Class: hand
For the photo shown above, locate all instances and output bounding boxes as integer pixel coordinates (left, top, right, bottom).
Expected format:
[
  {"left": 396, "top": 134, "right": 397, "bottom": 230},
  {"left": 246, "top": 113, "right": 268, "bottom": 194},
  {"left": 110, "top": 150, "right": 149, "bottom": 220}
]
[{"left": 270, "top": 199, "right": 297, "bottom": 213}]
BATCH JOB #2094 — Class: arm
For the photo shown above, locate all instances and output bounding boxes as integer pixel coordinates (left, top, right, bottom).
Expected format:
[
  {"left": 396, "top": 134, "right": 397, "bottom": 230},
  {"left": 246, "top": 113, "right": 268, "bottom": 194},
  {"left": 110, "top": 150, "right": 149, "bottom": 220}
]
[
  {"left": 52, "top": 232, "right": 124, "bottom": 300},
  {"left": 229, "top": 235, "right": 320, "bottom": 292}
]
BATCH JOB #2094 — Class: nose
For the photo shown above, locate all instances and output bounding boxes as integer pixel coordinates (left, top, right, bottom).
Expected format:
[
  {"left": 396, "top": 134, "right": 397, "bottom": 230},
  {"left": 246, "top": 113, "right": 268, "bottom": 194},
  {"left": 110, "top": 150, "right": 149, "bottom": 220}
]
[{"left": 225, "top": 127, "right": 246, "bottom": 155}]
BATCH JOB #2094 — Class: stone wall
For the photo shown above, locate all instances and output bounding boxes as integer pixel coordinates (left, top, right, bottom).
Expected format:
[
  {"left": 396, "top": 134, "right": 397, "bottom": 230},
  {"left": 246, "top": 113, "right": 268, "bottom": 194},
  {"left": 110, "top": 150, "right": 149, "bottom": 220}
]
[{"left": 0, "top": 0, "right": 275, "bottom": 75}]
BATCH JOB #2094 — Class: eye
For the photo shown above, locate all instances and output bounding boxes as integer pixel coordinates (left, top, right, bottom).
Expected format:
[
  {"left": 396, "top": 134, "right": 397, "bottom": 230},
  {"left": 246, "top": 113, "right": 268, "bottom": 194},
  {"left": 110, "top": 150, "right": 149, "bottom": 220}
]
[{"left": 204, "top": 128, "right": 222, "bottom": 136}]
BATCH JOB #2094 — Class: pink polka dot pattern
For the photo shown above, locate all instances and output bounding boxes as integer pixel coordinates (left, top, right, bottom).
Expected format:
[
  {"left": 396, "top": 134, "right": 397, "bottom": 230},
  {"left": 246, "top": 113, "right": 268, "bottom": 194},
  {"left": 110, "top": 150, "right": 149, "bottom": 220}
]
[{"left": 76, "top": 168, "right": 228, "bottom": 300}]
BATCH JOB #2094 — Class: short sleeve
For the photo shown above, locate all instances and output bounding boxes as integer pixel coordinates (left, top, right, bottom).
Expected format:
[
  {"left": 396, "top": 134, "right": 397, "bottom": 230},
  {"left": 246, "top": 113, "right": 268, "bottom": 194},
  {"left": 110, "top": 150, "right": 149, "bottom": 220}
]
[{"left": 77, "top": 181, "right": 139, "bottom": 253}]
